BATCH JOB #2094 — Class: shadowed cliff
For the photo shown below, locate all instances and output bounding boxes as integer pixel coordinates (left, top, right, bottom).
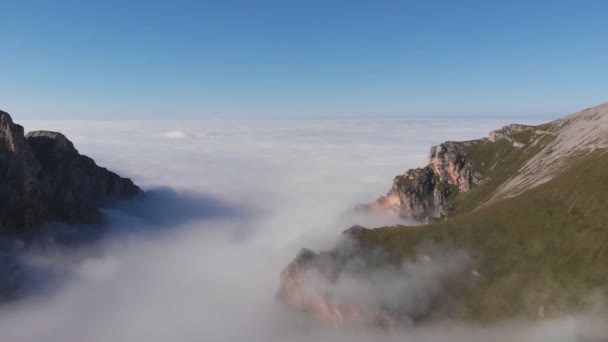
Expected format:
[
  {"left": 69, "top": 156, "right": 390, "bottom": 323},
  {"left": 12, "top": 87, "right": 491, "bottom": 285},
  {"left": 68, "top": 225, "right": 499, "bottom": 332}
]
[{"left": 0, "top": 110, "right": 141, "bottom": 234}]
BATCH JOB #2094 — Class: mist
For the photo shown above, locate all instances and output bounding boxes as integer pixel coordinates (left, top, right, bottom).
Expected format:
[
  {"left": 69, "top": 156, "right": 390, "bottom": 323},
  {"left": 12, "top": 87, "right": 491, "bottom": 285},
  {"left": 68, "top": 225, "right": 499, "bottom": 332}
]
[{"left": 0, "top": 118, "right": 599, "bottom": 341}]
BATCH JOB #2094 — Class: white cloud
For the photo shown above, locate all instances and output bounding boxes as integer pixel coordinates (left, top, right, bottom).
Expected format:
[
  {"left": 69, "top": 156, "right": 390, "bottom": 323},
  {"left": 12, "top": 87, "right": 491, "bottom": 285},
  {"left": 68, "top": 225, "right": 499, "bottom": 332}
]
[
  {"left": 3, "top": 117, "right": 592, "bottom": 342},
  {"left": 162, "top": 130, "right": 193, "bottom": 139}
]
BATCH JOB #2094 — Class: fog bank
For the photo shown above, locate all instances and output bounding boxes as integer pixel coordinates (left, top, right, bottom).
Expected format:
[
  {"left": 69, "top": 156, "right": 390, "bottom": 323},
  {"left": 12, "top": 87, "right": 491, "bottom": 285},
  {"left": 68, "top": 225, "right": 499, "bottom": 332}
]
[{"left": 1, "top": 118, "right": 594, "bottom": 342}]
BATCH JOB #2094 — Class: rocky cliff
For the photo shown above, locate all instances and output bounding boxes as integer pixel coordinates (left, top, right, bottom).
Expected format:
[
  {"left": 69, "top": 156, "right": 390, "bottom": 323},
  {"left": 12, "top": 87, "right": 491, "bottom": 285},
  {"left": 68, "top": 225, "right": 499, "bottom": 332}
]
[
  {"left": 368, "top": 124, "right": 532, "bottom": 221},
  {"left": 0, "top": 109, "right": 142, "bottom": 234}
]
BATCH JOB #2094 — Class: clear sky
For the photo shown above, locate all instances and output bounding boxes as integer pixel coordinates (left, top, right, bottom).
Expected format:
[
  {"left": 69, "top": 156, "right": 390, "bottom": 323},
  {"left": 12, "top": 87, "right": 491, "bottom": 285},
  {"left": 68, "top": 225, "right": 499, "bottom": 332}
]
[{"left": 1, "top": 0, "right": 607, "bottom": 120}]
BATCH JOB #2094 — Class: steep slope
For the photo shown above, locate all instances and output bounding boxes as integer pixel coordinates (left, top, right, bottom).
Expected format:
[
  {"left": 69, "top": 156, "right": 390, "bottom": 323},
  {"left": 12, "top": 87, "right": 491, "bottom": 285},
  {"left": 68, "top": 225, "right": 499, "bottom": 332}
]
[
  {"left": 369, "top": 103, "right": 608, "bottom": 220},
  {"left": 280, "top": 102, "right": 608, "bottom": 326},
  {"left": 0, "top": 109, "right": 142, "bottom": 234},
  {"left": 491, "top": 103, "right": 608, "bottom": 201}
]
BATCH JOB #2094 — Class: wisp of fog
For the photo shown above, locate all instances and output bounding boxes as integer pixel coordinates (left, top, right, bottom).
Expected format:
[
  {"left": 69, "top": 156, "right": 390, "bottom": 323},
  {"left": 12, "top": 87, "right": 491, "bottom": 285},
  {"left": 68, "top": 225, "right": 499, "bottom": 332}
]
[{"left": 0, "top": 118, "right": 602, "bottom": 342}]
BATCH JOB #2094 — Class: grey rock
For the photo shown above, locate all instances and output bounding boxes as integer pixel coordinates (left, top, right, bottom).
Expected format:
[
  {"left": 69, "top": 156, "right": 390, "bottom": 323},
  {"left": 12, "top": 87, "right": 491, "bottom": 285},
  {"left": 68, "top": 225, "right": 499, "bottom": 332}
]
[
  {"left": 370, "top": 166, "right": 452, "bottom": 221},
  {"left": 0, "top": 109, "right": 142, "bottom": 234},
  {"left": 488, "top": 124, "right": 532, "bottom": 142}
]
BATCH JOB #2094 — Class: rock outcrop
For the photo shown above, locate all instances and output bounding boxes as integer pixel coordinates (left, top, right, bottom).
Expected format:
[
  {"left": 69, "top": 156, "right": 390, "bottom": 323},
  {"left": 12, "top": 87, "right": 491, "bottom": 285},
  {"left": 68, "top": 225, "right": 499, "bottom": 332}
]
[
  {"left": 369, "top": 166, "right": 452, "bottom": 221},
  {"left": 488, "top": 124, "right": 532, "bottom": 142},
  {"left": 428, "top": 140, "right": 482, "bottom": 192},
  {"left": 369, "top": 140, "right": 481, "bottom": 222},
  {"left": 0, "top": 109, "right": 141, "bottom": 233},
  {"left": 278, "top": 245, "right": 399, "bottom": 329},
  {"left": 369, "top": 124, "right": 532, "bottom": 221}
]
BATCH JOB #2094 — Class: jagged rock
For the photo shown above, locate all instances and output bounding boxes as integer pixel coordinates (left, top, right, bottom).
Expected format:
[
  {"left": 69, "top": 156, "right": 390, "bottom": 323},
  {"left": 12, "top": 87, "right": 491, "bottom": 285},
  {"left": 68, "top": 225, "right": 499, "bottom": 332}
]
[
  {"left": 369, "top": 141, "right": 482, "bottom": 221},
  {"left": 428, "top": 141, "right": 482, "bottom": 192},
  {"left": 370, "top": 166, "right": 450, "bottom": 221},
  {"left": 488, "top": 124, "right": 532, "bottom": 142},
  {"left": 0, "top": 109, "right": 142, "bottom": 233}
]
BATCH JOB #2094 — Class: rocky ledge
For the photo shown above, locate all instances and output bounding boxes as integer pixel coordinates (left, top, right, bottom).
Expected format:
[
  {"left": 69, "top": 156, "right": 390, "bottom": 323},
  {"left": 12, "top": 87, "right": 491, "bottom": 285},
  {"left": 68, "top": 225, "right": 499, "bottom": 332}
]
[
  {"left": 367, "top": 124, "right": 532, "bottom": 221},
  {"left": 0, "top": 109, "right": 142, "bottom": 234}
]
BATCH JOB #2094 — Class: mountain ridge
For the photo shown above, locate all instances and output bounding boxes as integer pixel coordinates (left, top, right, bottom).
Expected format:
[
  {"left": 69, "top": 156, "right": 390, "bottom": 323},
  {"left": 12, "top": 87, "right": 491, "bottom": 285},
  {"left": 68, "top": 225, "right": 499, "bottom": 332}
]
[{"left": 280, "top": 101, "right": 608, "bottom": 327}]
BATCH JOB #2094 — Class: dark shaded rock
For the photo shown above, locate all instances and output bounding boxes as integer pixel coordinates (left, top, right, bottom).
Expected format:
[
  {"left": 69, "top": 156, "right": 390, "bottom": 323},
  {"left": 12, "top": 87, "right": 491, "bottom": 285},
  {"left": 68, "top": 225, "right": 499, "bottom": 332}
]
[
  {"left": 0, "top": 240, "right": 24, "bottom": 300},
  {"left": 0, "top": 109, "right": 142, "bottom": 234}
]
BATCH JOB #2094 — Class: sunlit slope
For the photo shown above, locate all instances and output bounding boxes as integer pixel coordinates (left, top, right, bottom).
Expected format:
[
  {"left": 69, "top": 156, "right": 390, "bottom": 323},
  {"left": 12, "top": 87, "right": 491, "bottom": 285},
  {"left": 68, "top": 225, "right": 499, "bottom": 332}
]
[
  {"left": 446, "top": 103, "right": 608, "bottom": 217},
  {"left": 354, "top": 148, "right": 608, "bottom": 320}
]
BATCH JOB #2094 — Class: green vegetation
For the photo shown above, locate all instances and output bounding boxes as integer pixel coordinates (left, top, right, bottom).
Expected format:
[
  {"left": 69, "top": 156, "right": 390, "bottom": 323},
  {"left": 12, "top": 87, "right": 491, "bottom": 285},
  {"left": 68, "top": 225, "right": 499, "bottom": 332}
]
[
  {"left": 449, "top": 129, "right": 555, "bottom": 215},
  {"left": 353, "top": 148, "right": 608, "bottom": 321}
]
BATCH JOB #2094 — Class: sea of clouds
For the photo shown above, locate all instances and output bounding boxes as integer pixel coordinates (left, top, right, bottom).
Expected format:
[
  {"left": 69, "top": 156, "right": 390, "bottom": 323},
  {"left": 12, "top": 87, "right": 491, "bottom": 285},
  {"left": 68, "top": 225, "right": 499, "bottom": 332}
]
[{"left": 0, "top": 117, "right": 603, "bottom": 341}]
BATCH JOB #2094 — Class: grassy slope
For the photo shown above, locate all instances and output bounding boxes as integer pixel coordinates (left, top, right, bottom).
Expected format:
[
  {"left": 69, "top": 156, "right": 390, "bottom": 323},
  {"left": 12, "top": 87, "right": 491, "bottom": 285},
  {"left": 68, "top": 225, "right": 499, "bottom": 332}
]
[
  {"left": 354, "top": 148, "right": 608, "bottom": 321},
  {"left": 450, "top": 127, "right": 555, "bottom": 215}
]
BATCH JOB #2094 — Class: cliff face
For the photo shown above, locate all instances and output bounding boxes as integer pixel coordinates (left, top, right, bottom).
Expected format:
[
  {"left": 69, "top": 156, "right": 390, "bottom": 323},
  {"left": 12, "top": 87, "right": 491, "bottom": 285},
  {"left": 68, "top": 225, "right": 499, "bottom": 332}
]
[
  {"left": 368, "top": 166, "right": 451, "bottom": 221},
  {"left": 428, "top": 140, "right": 482, "bottom": 192},
  {"left": 369, "top": 124, "right": 532, "bottom": 221},
  {"left": 0, "top": 110, "right": 142, "bottom": 233}
]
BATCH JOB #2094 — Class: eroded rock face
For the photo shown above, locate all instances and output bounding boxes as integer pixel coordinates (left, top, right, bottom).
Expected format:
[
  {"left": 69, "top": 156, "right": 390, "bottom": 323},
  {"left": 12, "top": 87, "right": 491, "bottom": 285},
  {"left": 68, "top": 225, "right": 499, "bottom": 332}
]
[
  {"left": 428, "top": 141, "right": 482, "bottom": 192},
  {"left": 369, "top": 140, "right": 481, "bottom": 221},
  {"left": 368, "top": 123, "right": 531, "bottom": 221},
  {"left": 0, "top": 110, "right": 142, "bottom": 233},
  {"left": 369, "top": 166, "right": 451, "bottom": 221}
]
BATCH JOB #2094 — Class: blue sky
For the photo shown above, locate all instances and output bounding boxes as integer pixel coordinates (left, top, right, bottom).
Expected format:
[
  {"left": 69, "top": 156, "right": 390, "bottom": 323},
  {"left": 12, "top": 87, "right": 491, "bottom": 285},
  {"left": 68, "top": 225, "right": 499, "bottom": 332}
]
[{"left": 1, "top": 0, "right": 607, "bottom": 119}]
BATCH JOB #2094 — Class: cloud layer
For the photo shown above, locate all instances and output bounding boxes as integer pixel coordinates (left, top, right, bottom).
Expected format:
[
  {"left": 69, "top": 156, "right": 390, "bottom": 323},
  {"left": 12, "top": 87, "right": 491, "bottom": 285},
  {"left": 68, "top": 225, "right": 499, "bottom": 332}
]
[{"left": 1, "top": 118, "right": 596, "bottom": 342}]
